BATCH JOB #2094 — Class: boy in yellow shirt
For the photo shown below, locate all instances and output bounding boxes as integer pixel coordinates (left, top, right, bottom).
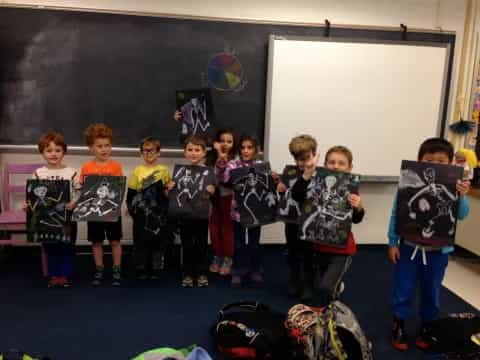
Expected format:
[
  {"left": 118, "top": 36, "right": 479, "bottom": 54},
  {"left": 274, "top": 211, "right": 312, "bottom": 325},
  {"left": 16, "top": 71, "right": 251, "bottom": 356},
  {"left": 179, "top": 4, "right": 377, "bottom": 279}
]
[{"left": 127, "top": 137, "right": 171, "bottom": 279}]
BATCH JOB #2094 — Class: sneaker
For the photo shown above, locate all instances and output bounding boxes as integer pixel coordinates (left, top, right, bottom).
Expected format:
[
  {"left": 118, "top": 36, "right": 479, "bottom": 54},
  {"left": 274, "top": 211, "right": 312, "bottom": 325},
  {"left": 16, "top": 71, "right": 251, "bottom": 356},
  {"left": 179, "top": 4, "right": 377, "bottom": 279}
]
[
  {"left": 197, "top": 275, "right": 209, "bottom": 287},
  {"left": 392, "top": 317, "right": 408, "bottom": 351},
  {"left": 415, "top": 324, "right": 433, "bottom": 350},
  {"left": 92, "top": 267, "right": 104, "bottom": 286},
  {"left": 136, "top": 270, "right": 148, "bottom": 280},
  {"left": 112, "top": 267, "right": 122, "bottom": 287},
  {"left": 181, "top": 276, "right": 194, "bottom": 287},
  {"left": 250, "top": 272, "right": 264, "bottom": 287},
  {"left": 219, "top": 257, "right": 232, "bottom": 276},
  {"left": 209, "top": 256, "right": 220, "bottom": 273},
  {"left": 231, "top": 274, "right": 242, "bottom": 288},
  {"left": 57, "top": 276, "right": 71, "bottom": 288},
  {"left": 48, "top": 276, "right": 60, "bottom": 288}
]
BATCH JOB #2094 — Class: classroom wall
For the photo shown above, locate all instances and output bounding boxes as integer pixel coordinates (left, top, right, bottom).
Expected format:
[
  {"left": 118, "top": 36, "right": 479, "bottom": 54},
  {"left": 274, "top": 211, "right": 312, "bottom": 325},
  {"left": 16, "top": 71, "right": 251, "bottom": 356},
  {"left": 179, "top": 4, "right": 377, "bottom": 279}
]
[{"left": 0, "top": 0, "right": 474, "bottom": 245}]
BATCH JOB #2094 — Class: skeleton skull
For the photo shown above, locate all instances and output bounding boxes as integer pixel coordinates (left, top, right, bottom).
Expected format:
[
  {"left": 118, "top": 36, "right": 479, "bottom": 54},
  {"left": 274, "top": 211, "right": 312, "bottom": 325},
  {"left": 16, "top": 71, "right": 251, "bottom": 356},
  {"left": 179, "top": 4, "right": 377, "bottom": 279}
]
[
  {"left": 33, "top": 186, "right": 48, "bottom": 198},
  {"left": 423, "top": 168, "right": 435, "bottom": 184},
  {"left": 97, "top": 184, "right": 109, "bottom": 199}
]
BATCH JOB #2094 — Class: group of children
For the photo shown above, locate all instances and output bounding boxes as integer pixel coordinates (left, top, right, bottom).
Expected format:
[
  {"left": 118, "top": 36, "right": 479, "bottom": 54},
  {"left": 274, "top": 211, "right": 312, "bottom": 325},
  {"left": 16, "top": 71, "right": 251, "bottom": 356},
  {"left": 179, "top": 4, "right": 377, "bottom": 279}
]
[{"left": 26, "top": 121, "right": 471, "bottom": 352}]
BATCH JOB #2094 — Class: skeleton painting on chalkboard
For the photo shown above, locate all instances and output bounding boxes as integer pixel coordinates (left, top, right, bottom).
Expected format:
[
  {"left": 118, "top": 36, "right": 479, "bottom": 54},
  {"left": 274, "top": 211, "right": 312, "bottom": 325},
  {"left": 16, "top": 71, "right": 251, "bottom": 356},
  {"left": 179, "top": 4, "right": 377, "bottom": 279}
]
[
  {"left": 299, "top": 168, "right": 360, "bottom": 247},
  {"left": 231, "top": 162, "right": 277, "bottom": 227},
  {"left": 168, "top": 165, "right": 216, "bottom": 220},
  {"left": 396, "top": 160, "right": 462, "bottom": 247},
  {"left": 129, "top": 172, "right": 169, "bottom": 235},
  {"left": 73, "top": 176, "right": 126, "bottom": 222},
  {"left": 26, "top": 179, "right": 72, "bottom": 243},
  {"left": 176, "top": 88, "right": 214, "bottom": 141},
  {"left": 277, "top": 165, "right": 302, "bottom": 223}
]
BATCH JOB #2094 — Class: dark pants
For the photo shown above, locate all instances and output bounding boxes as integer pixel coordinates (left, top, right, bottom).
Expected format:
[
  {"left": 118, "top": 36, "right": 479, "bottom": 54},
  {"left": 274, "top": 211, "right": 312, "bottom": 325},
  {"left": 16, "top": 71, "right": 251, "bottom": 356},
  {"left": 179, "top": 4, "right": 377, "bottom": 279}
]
[
  {"left": 285, "top": 223, "right": 313, "bottom": 272},
  {"left": 232, "top": 221, "right": 262, "bottom": 276},
  {"left": 312, "top": 252, "right": 352, "bottom": 306},
  {"left": 132, "top": 216, "right": 170, "bottom": 272},
  {"left": 43, "top": 222, "right": 77, "bottom": 279},
  {"left": 392, "top": 243, "right": 448, "bottom": 322},
  {"left": 209, "top": 195, "right": 234, "bottom": 258},
  {"left": 180, "top": 219, "right": 208, "bottom": 277},
  {"left": 44, "top": 243, "right": 75, "bottom": 279}
]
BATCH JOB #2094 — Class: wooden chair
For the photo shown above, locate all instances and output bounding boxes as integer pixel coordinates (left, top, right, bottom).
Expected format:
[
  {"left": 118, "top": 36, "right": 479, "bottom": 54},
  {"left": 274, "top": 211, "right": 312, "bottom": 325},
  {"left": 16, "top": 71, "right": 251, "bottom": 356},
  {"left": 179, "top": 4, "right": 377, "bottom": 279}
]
[{"left": 0, "top": 163, "right": 46, "bottom": 275}]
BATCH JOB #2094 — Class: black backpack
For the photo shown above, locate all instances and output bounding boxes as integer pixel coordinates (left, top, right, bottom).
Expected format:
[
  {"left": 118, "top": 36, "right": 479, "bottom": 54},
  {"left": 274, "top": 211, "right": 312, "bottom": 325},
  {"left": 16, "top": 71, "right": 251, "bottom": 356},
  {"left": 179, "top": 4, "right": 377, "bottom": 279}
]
[
  {"left": 425, "top": 313, "right": 480, "bottom": 359},
  {"left": 212, "top": 301, "right": 290, "bottom": 359}
]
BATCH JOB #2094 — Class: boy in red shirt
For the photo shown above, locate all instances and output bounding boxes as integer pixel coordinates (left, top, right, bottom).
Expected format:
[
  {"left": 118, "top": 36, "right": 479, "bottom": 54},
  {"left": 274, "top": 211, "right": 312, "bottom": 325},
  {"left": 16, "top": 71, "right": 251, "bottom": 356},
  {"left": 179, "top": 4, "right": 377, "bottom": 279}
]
[{"left": 292, "top": 146, "right": 365, "bottom": 306}]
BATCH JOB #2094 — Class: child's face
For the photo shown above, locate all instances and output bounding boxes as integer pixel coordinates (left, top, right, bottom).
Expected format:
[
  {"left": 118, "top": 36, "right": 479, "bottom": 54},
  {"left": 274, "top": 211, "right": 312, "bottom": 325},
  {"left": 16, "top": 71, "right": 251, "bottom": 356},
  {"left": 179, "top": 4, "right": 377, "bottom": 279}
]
[
  {"left": 184, "top": 142, "right": 206, "bottom": 165},
  {"left": 219, "top": 133, "right": 234, "bottom": 155},
  {"left": 141, "top": 143, "right": 160, "bottom": 165},
  {"left": 455, "top": 153, "right": 466, "bottom": 165},
  {"left": 325, "top": 151, "right": 352, "bottom": 172},
  {"left": 420, "top": 151, "right": 450, "bottom": 165},
  {"left": 295, "top": 151, "right": 315, "bottom": 171},
  {"left": 240, "top": 140, "right": 257, "bottom": 161},
  {"left": 42, "top": 141, "right": 65, "bottom": 167},
  {"left": 90, "top": 137, "right": 112, "bottom": 162}
]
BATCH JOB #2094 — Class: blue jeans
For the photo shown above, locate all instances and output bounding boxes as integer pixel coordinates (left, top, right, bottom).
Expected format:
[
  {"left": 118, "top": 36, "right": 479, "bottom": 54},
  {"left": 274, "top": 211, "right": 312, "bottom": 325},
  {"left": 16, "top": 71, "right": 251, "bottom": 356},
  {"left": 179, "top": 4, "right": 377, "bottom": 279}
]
[
  {"left": 44, "top": 243, "right": 75, "bottom": 279},
  {"left": 232, "top": 222, "right": 261, "bottom": 276},
  {"left": 392, "top": 244, "right": 448, "bottom": 322}
]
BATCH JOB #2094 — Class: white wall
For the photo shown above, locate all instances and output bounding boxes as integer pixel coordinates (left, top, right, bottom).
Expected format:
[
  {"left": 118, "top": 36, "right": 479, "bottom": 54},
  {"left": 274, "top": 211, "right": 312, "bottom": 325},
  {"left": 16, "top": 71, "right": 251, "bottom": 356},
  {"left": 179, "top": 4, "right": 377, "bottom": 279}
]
[{"left": 0, "top": 0, "right": 472, "bottom": 245}]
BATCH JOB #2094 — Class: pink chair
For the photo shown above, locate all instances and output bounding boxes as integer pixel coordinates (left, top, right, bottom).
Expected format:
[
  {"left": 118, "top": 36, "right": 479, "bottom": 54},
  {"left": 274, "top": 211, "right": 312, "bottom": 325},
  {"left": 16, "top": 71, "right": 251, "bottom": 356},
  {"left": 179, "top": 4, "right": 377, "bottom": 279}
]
[{"left": 0, "top": 163, "right": 46, "bottom": 275}]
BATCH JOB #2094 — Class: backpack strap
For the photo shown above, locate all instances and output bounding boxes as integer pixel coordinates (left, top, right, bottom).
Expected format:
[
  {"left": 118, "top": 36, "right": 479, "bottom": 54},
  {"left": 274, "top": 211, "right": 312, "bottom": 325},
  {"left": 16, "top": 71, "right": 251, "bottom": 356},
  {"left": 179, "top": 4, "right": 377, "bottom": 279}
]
[
  {"left": 215, "top": 320, "right": 272, "bottom": 358},
  {"left": 218, "top": 301, "right": 269, "bottom": 320}
]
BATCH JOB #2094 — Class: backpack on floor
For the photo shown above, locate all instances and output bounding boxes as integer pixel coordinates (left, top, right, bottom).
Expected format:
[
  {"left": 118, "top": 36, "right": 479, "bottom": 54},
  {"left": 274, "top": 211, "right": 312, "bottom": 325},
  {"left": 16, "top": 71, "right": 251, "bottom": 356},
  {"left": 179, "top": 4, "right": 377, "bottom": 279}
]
[
  {"left": 131, "top": 345, "right": 193, "bottom": 360},
  {"left": 212, "top": 301, "right": 290, "bottom": 359},
  {"left": 0, "top": 350, "right": 50, "bottom": 360},
  {"left": 424, "top": 313, "right": 480, "bottom": 359},
  {"left": 285, "top": 301, "right": 373, "bottom": 360}
]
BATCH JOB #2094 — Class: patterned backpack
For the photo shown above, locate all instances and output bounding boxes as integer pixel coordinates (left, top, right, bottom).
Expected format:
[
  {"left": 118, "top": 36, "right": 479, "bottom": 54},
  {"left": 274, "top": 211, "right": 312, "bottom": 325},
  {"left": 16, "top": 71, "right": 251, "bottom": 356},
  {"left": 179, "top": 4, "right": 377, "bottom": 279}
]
[{"left": 285, "top": 301, "right": 373, "bottom": 360}]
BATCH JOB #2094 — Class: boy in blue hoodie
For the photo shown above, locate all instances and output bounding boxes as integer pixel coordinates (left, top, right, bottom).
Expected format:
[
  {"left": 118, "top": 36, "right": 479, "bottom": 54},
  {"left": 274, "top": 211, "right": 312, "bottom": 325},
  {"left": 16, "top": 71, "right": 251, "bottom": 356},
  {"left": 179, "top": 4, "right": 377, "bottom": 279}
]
[{"left": 388, "top": 138, "right": 470, "bottom": 351}]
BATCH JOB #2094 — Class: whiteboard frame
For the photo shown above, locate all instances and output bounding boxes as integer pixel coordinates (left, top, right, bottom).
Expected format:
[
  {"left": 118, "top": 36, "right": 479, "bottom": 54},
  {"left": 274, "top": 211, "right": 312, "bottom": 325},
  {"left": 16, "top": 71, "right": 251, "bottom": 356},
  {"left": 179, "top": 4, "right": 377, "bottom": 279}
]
[{"left": 264, "top": 35, "right": 452, "bottom": 179}]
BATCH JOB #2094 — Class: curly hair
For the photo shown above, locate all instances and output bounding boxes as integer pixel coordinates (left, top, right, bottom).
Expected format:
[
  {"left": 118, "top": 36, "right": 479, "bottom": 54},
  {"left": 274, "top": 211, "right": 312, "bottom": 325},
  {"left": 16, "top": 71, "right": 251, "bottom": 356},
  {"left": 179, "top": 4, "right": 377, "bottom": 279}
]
[
  {"left": 84, "top": 123, "right": 113, "bottom": 146},
  {"left": 38, "top": 131, "right": 67, "bottom": 153}
]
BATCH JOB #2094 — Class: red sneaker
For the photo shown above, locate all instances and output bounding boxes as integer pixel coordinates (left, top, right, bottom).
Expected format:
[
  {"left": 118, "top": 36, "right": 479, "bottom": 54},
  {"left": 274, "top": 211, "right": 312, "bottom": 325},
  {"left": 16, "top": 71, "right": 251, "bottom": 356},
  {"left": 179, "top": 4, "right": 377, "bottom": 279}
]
[
  {"left": 48, "top": 276, "right": 59, "bottom": 288},
  {"left": 392, "top": 317, "right": 409, "bottom": 351}
]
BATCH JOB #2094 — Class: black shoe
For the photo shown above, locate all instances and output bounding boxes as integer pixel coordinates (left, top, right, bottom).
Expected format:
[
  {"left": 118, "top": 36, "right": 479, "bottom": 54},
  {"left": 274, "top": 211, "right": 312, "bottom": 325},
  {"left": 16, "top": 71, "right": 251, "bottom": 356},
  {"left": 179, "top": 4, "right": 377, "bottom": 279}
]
[
  {"left": 415, "top": 323, "right": 434, "bottom": 350},
  {"left": 135, "top": 268, "right": 148, "bottom": 280},
  {"left": 392, "top": 317, "right": 408, "bottom": 351},
  {"left": 112, "top": 267, "right": 122, "bottom": 287},
  {"left": 92, "top": 268, "right": 104, "bottom": 286}
]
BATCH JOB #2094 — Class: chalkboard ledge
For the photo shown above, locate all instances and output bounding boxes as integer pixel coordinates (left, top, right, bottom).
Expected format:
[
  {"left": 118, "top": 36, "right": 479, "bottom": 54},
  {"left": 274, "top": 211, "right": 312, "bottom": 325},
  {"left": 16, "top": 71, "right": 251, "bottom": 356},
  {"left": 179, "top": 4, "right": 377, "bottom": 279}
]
[{"left": 0, "top": 144, "right": 184, "bottom": 157}]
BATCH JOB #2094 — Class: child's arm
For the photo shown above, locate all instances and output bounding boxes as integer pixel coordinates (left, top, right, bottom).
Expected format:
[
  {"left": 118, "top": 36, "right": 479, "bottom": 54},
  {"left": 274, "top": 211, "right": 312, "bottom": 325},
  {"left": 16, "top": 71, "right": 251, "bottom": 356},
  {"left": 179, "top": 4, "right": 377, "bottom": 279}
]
[
  {"left": 387, "top": 192, "right": 401, "bottom": 264},
  {"left": 456, "top": 180, "right": 470, "bottom": 220},
  {"left": 126, "top": 188, "right": 136, "bottom": 216},
  {"left": 217, "top": 159, "right": 234, "bottom": 185},
  {"left": 348, "top": 193, "right": 365, "bottom": 224}
]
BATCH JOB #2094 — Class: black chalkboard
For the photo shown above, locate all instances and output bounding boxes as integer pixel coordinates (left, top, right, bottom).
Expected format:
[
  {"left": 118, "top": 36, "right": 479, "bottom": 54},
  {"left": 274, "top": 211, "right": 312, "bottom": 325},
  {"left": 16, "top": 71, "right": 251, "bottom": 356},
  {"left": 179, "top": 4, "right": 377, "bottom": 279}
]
[{"left": 0, "top": 7, "right": 455, "bottom": 148}]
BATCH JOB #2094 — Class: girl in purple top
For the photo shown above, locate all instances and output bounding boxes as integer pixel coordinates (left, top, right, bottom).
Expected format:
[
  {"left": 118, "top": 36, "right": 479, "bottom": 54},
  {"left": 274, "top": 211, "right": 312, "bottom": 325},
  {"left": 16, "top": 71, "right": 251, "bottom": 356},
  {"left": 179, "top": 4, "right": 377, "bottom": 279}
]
[{"left": 218, "top": 134, "right": 265, "bottom": 287}]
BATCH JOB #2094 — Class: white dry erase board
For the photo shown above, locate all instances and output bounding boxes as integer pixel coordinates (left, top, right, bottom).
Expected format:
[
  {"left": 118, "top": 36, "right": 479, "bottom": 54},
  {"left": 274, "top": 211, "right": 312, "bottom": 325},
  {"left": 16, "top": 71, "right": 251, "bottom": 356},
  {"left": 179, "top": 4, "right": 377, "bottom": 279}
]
[{"left": 264, "top": 36, "right": 450, "bottom": 177}]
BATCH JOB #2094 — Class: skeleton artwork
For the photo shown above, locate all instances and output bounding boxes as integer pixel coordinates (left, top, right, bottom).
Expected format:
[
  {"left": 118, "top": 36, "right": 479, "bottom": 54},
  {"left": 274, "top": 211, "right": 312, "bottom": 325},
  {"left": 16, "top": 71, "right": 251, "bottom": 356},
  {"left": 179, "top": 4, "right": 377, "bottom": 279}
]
[
  {"left": 26, "top": 179, "right": 71, "bottom": 243},
  {"left": 176, "top": 89, "right": 214, "bottom": 139},
  {"left": 168, "top": 164, "right": 216, "bottom": 220},
  {"left": 299, "top": 168, "right": 360, "bottom": 247},
  {"left": 277, "top": 165, "right": 302, "bottom": 223},
  {"left": 130, "top": 172, "right": 169, "bottom": 235},
  {"left": 73, "top": 176, "right": 126, "bottom": 222},
  {"left": 231, "top": 163, "right": 277, "bottom": 227},
  {"left": 396, "top": 160, "right": 463, "bottom": 246}
]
